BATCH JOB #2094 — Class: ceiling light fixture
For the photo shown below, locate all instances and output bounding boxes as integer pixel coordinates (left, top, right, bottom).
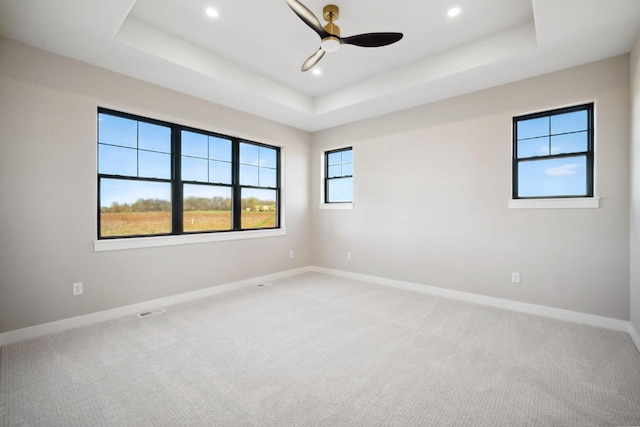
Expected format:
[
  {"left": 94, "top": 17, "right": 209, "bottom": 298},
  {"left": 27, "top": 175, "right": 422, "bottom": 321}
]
[
  {"left": 205, "top": 7, "right": 219, "bottom": 18},
  {"left": 312, "top": 68, "right": 322, "bottom": 76},
  {"left": 320, "top": 37, "right": 340, "bottom": 53},
  {"left": 447, "top": 7, "right": 461, "bottom": 18}
]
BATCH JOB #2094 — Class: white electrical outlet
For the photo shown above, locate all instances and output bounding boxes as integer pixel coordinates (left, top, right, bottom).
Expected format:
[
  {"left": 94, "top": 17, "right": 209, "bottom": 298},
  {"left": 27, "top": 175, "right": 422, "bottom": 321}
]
[
  {"left": 72, "top": 282, "right": 83, "bottom": 295},
  {"left": 511, "top": 272, "right": 520, "bottom": 284},
  {"left": 347, "top": 251, "right": 352, "bottom": 260},
  {"left": 289, "top": 250, "right": 294, "bottom": 258}
]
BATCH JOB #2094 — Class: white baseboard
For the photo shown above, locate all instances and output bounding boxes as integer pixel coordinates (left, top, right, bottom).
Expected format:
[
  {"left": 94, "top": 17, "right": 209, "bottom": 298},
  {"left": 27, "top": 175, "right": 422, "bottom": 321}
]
[
  {"left": 0, "top": 266, "right": 312, "bottom": 346},
  {"left": 3, "top": 265, "right": 639, "bottom": 355},
  {"left": 309, "top": 266, "right": 632, "bottom": 333},
  {"left": 629, "top": 323, "right": 640, "bottom": 354}
]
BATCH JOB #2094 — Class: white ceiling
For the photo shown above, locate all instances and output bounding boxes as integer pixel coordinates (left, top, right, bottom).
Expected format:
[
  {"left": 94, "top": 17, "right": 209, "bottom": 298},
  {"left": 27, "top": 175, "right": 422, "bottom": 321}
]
[{"left": 1, "top": 0, "right": 639, "bottom": 132}]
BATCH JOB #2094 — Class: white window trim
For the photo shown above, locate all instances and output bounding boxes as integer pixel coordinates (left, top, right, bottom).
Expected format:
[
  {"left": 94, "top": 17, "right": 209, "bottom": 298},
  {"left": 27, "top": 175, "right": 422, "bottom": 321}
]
[
  {"left": 508, "top": 197, "right": 600, "bottom": 209},
  {"left": 319, "top": 202, "right": 353, "bottom": 210},
  {"left": 94, "top": 228, "right": 287, "bottom": 252}
]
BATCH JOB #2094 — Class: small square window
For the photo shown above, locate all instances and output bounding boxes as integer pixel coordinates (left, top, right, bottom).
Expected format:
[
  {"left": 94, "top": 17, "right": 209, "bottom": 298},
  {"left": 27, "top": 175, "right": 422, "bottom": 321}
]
[{"left": 512, "top": 104, "right": 594, "bottom": 199}]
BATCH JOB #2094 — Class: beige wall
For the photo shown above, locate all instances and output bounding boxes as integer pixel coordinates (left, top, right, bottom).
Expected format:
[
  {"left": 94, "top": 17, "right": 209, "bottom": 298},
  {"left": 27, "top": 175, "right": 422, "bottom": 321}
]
[
  {"left": 0, "top": 36, "right": 635, "bottom": 334},
  {"left": 631, "top": 38, "right": 640, "bottom": 332},
  {"left": 311, "top": 55, "right": 631, "bottom": 320},
  {"left": 0, "top": 38, "right": 312, "bottom": 333}
]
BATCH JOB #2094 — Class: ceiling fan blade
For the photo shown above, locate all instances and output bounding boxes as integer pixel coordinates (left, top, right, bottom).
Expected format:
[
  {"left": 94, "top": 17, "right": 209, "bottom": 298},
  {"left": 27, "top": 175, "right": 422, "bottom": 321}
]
[
  {"left": 340, "top": 32, "right": 404, "bottom": 47},
  {"left": 285, "top": 0, "right": 330, "bottom": 39},
  {"left": 301, "top": 48, "right": 325, "bottom": 72}
]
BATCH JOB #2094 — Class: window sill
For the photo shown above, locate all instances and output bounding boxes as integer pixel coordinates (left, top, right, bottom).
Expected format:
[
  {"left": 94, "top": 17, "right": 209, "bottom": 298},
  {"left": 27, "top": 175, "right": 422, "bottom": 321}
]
[
  {"left": 319, "top": 203, "right": 353, "bottom": 210},
  {"left": 94, "top": 228, "right": 287, "bottom": 252},
  {"left": 508, "top": 198, "right": 600, "bottom": 209}
]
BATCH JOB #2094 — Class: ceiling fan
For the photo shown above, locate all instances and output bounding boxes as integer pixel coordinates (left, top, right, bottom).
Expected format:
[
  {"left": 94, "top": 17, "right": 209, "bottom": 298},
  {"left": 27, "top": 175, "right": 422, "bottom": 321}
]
[{"left": 285, "top": 0, "right": 404, "bottom": 72}]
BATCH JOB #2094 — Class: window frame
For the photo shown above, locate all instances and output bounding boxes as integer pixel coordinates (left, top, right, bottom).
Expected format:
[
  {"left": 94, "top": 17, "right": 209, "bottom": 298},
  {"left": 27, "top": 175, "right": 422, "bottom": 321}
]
[
  {"left": 324, "top": 146, "right": 353, "bottom": 204},
  {"left": 97, "top": 108, "right": 281, "bottom": 240},
  {"left": 512, "top": 103, "right": 594, "bottom": 200}
]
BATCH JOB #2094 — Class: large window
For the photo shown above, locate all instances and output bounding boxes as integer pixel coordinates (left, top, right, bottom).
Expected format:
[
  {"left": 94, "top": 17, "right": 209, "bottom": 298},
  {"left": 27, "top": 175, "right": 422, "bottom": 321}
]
[
  {"left": 512, "top": 103, "right": 594, "bottom": 199},
  {"left": 98, "top": 109, "right": 280, "bottom": 238},
  {"left": 325, "top": 147, "right": 353, "bottom": 203}
]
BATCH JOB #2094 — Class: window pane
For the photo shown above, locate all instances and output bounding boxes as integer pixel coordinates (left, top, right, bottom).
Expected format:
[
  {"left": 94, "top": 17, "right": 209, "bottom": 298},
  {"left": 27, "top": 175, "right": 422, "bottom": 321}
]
[
  {"left": 517, "top": 156, "right": 587, "bottom": 197},
  {"left": 183, "top": 184, "right": 232, "bottom": 232},
  {"left": 240, "top": 164, "right": 259, "bottom": 186},
  {"left": 209, "top": 136, "right": 231, "bottom": 162},
  {"left": 139, "top": 122, "right": 171, "bottom": 153},
  {"left": 209, "top": 160, "right": 231, "bottom": 184},
  {"left": 98, "top": 114, "right": 137, "bottom": 148},
  {"left": 517, "top": 117, "right": 549, "bottom": 140},
  {"left": 182, "top": 131, "right": 208, "bottom": 158},
  {"left": 327, "top": 151, "right": 342, "bottom": 166},
  {"left": 328, "top": 164, "right": 342, "bottom": 178},
  {"left": 327, "top": 177, "right": 353, "bottom": 202},
  {"left": 240, "top": 143, "right": 259, "bottom": 166},
  {"left": 99, "top": 144, "right": 137, "bottom": 176},
  {"left": 341, "top": 149, "right": 353, "bottom": 163},
  {"left": 139, "top": 151, "right": 171, "bottom": 179},
  {"left": 551, "top": 131, "right": 588, "bottom": 155},
  {"left": 517, "top": 136, "right": 549, "bottom": 159},
  {"left": 551, "top": 110, "right": 588, "bottom": 135},
  {"left": 241, "top": 188, "right": 276, "bottom": 229},
  {"left": 182, "top": 156, "right": 208, "bottom": 182},
  {"left": 342, "top": 162, "right": 353, "bottom": 176},
  {"left": 259, "top": 147, "right": 277, "bottom": 168},
  {"left": 99, "top": 179, "right": 171, "bottom": 237},
  {"left": 259, "top": 168, "right": 277, "bottom": 188}
]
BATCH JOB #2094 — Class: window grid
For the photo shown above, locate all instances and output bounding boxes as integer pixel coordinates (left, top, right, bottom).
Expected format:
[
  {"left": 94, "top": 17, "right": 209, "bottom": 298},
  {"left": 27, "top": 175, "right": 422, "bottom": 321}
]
[
  {"left": 239, "top": 144, "right": 278, "bottom": 188},
  {"left": 181, "top": 131, "right": 233, "bottom": 186}
]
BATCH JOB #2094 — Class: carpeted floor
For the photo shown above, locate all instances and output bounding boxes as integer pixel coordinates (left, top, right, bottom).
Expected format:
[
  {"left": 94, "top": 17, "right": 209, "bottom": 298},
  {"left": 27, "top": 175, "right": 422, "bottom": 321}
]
[{"left": 1, "top": 272, "right": 639, "bottom": 426}]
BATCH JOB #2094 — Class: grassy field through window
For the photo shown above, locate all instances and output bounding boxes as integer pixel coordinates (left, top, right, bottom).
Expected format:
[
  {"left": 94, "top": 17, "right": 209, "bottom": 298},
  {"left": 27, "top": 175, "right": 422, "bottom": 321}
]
[{"left": 100, "top": 210, "right": 276, "bottom": 237}]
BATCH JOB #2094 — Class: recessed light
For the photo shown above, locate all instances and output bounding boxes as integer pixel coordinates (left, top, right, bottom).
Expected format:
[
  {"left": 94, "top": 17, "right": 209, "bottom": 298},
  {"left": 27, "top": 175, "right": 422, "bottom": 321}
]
[
  {"left": 447, "top": 7, "right": 461, "bottom": 17},
  {"left": 312, "top": 68, "right": 322, "bottom": 76},
  {"left": 205, "top": 7, "right": 219, "bottom": 18}
]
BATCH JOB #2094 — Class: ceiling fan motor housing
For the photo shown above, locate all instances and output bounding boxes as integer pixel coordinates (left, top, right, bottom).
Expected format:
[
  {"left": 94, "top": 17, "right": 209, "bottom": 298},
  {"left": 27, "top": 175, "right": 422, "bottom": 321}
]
[
  {"left": 322, "top": 4, "right": 340, "bottom": 37},
  {"left": 322, "top": 5, "right": 339, "bottom": 22}
]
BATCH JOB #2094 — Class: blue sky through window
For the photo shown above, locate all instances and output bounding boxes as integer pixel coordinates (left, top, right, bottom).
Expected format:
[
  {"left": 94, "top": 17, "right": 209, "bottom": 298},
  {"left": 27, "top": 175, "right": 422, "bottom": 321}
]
[
  {"left": 518, "top": 156, "right": 587, "bottom": 197},
  {"left": 516, "top": 107, "right": 590, "bottom": 197},
  {"left": 327, "top": 177, "right": 353, "bottom": 202},
  {"left": 239, "top": 143, "right": 277, "bottom": 187}
]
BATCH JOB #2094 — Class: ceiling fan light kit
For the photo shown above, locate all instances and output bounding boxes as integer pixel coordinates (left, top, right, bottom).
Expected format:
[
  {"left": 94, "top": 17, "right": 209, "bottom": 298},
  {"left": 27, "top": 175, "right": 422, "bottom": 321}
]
[
  {"left": 321, "top": 37, "right": 341, "bottom": 53},
  {"left": 285, "top": 0, "right": 403, "bottom": 71}
]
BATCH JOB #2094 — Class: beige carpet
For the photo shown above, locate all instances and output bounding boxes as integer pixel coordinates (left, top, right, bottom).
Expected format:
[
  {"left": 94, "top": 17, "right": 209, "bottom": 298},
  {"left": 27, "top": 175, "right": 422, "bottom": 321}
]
[{"left": 1, "top": 272, "right": 639, "bottom": 426}]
